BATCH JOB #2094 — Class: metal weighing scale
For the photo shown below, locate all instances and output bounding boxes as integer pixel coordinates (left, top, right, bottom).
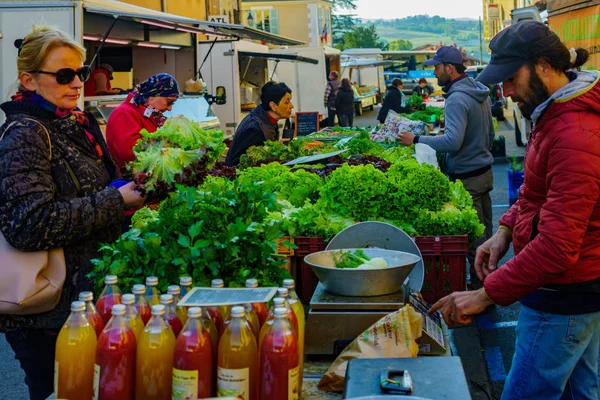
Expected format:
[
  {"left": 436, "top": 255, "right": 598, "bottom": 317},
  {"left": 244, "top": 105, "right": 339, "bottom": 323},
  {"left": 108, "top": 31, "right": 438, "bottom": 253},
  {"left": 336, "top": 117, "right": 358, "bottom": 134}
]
[{"left": 305, "top": 222, "right": 427, "bottom": 355}]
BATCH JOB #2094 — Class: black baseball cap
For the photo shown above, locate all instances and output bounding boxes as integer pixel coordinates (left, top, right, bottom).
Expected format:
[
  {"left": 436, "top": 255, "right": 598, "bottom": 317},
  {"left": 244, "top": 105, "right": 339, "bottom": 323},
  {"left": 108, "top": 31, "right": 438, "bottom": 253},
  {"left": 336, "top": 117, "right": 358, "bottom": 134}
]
[
  {"left": 477, "top": 21, "right": 564, "bottom": 84},
  {"left": 424, "top": 46, "right": 464, "bottom": 66}
]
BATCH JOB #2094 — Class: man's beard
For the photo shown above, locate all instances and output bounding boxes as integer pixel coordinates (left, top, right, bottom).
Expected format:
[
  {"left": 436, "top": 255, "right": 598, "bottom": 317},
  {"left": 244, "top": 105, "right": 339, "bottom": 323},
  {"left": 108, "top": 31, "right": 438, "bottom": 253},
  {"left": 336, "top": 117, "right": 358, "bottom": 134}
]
[
  {"left": 516, "top": 64, "right": 550, "bottom": 119},
  {"left": 437, "top": 70, "right": 451, "bottom": 87}
]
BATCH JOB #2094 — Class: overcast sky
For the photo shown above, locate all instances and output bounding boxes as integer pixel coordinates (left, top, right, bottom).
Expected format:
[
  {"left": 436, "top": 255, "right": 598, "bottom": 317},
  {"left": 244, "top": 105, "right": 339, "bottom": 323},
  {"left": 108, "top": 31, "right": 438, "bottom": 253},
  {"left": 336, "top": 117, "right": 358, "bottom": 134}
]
[{"left": 343, "top": 0, "right": 484, "bottom": 20}]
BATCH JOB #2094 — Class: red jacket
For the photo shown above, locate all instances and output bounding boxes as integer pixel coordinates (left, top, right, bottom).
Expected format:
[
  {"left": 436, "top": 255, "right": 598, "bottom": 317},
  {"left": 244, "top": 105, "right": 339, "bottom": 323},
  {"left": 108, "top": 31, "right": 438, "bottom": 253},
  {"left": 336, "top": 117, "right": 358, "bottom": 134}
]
[
  {"left": 84, "top": 68, "right": 112, "bottom": 97},
  {"left": 485, "top": 75, "right": 600, "bottom": 306},
  {"left": 105, "top": 93, "right": 158, "bottom": 170}
]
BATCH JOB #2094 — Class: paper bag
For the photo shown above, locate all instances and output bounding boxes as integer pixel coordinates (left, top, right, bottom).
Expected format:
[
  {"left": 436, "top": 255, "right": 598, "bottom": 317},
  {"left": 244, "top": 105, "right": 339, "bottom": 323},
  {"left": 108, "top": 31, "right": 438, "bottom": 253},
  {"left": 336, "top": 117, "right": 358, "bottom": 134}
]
[{"left": 317, "top": 305, "right": 423, "bottom": 392}]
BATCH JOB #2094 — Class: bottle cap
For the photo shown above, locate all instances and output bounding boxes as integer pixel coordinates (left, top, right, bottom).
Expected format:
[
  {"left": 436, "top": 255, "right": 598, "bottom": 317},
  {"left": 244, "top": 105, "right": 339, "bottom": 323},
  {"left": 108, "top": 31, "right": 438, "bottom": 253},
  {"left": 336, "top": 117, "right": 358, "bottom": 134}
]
[
  {"left": 188, "top": 307, "right": 202, "bottom": 319},
  {"left": 230, "top": 306, "right": 245, "bottom": 318},
  {"left": 146, "top": 276, "right": 158, "bottom": 286},
  {"left": 276, "top": 288, "right": 289, "bottom": 298},
  {"left": 160, "top": 294, "right": 173, "bottom": 305},
  {"left": 180, "top": 276, "right": 192, "bottom": 286},
  {"left": 245, "top": 279, "right": 258, "bottom": 288},
  {"left": 105, "top": 275, "right": 118, "bottom": 285},
  {"left": 274, "top": 307, "right": 288, "bottom": 318},
  {"left": 151, "top": 304, "right": 165, "bottom": 316},
  {"left": 282, "top": 279, "right": 296, "bottom": 289},
  {"left": 121, "top": 294, "right": 135, "bottom": 305},
  {"left": 71, "top": 301, "right": 85, "bottom": 312},
  {"left": 272, "top": 297, "right": 285, "bottom": 307},
  {"left": 112, "top": 304, "right": 126, "bottom": 316},
  {"left": 167, "top": 285, "right": 181, "bottom": 296},
  {"left": 78, "top": 291, "right": 93, "bottom": 302},
  {"left": 211, "top": 279, "right": 224, "bottom": 288},
  {"left": 132, "top": 284, "right": 146, "bottom": 295}
]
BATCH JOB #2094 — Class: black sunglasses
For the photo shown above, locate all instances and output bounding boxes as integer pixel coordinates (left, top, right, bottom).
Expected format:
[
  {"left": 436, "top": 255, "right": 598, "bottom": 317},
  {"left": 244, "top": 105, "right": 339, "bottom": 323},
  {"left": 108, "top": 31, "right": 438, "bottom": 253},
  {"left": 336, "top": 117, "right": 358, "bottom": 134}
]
[{"left": 32, "top": 66, "right": 92, "bottom": 85}]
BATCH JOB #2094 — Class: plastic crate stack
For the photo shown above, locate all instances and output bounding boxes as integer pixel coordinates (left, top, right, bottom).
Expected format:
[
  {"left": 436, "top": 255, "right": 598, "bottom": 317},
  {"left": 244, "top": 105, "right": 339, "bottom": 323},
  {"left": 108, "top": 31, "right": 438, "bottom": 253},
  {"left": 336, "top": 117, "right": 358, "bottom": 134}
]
[
  {"left": 294, "top": 236, "right": 327, "bottom": 303},
  {"left": 275, "top": 237, "right": 295, "bottom": 276},
  {"left": 415, "top": 235, "right": 469, "bottom": 304}
]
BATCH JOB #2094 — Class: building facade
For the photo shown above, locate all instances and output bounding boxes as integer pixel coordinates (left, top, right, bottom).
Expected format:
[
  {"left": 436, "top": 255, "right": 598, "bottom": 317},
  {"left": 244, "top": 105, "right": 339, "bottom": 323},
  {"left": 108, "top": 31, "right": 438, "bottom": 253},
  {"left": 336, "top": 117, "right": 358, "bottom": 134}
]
[
  {"left": 241, "top": 0, "right": 334, "bottom": 47},
  {"left": 120, "top": 0, "right": 242, "bottom": 24},
  {"left": 483, "top": 0, "right": 535, "bottom": 40}
]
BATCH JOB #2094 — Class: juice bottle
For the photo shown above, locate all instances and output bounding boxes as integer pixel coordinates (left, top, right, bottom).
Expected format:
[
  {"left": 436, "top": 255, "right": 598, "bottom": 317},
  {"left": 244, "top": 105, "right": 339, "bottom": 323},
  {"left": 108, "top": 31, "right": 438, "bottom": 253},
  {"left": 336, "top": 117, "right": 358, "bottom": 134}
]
[
  {"left": 160, "top": 294, "right": 183, "bottom": 337},
  {"left": 96, "top": 275, "right": 122, "bottom": 324},
  {"left": 136, "top": 304, "right": 176, "bottom": 400},
  {"left": 223, "top": 304, "right": 259, "bottom": 339},
  {"left": 272, "top": 291, "right": 299, "bottom": 334},
  {"left": 179, "top": 276, "right": 193, "bottom": 298},
  {"left": 145, "top": 276, "right": 161, "bottom": 306},
  {"left": 132, "top": 284, "right": 152, "bottom": 325},
  {"left": 79, "top": 291, "right": 104, "bottom": 338},
  {"left": 54, "top": 301, "right": 97, "bottom": 400},
  {"left": 173, "top": 307, "right": 214, "bottom": 399},
  {"left": 283, "top": 279, "right": 305, "bottom": 395},
  {"left": 96, "top": 304, "right": 136, "bottom": 400},
  {"left": 246, "top": 279, "right": 269, "bottom": 328},
  {"left": 218, "top": 306, "right": 258, "bottom": 400},
  {"left": 168, "top": 285, "right": 188, "bottom": 325},
  {"left": 211, "top": 278, "right": 230, "bottom": 318},
  {"left": 121, "top": 294, "right": 145, "bottom": 341},
  {"left": 258, "top": 307, "right": 299, "bottom": 400}
]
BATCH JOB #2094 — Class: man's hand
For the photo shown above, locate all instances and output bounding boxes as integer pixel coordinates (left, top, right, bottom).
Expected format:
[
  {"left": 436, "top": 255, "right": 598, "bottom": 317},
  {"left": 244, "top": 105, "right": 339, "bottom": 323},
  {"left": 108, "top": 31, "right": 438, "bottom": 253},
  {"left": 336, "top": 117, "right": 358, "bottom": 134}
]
[
  {"left": 429, "top": 289, "right": 494, "bottom": 328},
  {"left": 475, "top": 229, "right": 512, "bottom": 281},
  {"left": 399, "top": 131, "right": 415, "bottom": 146}
]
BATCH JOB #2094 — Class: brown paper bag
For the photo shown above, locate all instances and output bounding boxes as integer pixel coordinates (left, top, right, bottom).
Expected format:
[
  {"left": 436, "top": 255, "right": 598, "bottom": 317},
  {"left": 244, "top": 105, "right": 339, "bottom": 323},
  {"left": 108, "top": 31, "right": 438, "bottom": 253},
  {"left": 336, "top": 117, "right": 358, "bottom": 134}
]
[{"left": 318, "top": 305, "right": 422, "bottom": 392}]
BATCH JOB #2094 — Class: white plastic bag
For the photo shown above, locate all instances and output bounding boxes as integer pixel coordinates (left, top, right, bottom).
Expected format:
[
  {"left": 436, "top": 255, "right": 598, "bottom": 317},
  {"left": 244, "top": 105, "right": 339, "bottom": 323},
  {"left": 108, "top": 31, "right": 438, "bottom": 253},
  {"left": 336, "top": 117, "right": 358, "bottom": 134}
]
[{"left": 415, "top": 143, "right": 439, "bottom": 168}]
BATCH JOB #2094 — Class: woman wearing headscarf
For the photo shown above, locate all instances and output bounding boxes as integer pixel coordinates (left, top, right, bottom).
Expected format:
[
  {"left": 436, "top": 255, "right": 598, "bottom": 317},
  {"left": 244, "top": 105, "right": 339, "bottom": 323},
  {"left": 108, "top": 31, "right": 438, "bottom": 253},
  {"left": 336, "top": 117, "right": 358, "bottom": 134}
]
[{"left": 105, "top": 73, "right": 180, "bottom": 170}]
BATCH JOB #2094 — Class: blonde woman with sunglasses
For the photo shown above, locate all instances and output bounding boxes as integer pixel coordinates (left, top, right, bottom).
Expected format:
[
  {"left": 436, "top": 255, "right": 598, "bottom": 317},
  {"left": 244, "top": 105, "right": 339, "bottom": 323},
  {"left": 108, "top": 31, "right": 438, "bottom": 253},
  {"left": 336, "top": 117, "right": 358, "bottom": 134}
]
[{"left": 0, "top": 26, "right": 145, "bottom": 400}]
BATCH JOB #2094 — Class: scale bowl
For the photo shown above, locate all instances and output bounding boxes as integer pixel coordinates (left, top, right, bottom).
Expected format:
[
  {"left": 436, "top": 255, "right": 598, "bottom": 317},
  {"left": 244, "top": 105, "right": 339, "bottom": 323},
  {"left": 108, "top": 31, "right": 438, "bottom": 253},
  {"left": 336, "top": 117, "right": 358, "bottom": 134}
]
[{"left": 304, "top": 248, "right": 420, "bottom": 297}]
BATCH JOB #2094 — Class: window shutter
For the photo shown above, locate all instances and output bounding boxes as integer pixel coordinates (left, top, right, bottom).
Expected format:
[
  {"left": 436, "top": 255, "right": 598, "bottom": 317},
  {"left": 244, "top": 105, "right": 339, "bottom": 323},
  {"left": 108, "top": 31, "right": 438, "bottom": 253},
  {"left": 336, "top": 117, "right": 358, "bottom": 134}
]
[{"left": 270, "top": 8, "right": 279, "bottom": 34}]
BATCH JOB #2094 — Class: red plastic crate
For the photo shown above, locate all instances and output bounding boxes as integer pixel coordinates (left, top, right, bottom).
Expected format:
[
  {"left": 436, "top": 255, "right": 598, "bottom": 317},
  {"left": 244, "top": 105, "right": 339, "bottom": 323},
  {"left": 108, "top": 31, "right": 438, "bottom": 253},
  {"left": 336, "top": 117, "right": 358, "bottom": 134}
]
[
  {"left": 298, "top": 259, "right": 320, "bottom": 304},
  {"left": 414, "top": 235, "right": 468, "bottom": 304},
  {"left": 294, "top": 236, "right": 327, "bottom": 257}
]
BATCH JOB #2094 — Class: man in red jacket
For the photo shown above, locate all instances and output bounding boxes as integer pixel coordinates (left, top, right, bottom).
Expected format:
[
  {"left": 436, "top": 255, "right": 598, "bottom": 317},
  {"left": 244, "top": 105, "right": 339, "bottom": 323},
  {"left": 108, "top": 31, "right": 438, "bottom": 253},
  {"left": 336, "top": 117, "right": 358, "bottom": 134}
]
[{"left": 431, "top": 21, "right": 600, "bottom": 399}]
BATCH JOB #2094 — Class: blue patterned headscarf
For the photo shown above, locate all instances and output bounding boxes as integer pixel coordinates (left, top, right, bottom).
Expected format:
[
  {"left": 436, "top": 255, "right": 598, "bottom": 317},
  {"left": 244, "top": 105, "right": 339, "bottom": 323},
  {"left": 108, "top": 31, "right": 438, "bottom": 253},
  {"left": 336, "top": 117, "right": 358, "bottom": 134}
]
[{"left": 131, "top": 73, "right": 180, "bottom": 106}]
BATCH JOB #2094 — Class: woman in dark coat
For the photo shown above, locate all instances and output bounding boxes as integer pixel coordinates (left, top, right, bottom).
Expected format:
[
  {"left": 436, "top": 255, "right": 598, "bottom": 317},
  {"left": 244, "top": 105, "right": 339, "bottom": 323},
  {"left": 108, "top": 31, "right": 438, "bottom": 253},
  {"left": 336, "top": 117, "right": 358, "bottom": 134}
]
[
  {"left": 335, "top": 78, "right": 355, "bottom": 127},
  {"left": 377, "top": 78, "right": 412, "bottom": 123},
  {"left": 0, "top": 26, "right": 144, "bottom": 399}
]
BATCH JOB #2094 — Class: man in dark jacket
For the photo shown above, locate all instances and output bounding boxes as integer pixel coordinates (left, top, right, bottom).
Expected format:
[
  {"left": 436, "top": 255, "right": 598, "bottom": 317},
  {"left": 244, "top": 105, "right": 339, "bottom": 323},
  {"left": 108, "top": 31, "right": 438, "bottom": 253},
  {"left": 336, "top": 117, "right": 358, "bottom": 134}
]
[
  {"left": 430, "top": 22, "right": 600, "bottom": 399},
  {"left": 226, "top": 82, "right": 293, "bottom": 166},
  {"left": 324, "top": 71, "right": 341, "bottom": 127},
  {"left": 377, "top": 78, "right": 411, "bottom": 123}
]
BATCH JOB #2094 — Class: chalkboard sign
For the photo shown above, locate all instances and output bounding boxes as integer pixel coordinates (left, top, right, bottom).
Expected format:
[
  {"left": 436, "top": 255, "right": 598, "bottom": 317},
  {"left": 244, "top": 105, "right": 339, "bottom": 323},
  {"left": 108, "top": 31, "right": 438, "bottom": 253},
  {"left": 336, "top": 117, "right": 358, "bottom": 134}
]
[
  {"left": 294, "top": 112, "right": 320, "bottom": 137},
  {"left": 178, "top": 287, "right": 277, "bottom": 307}
]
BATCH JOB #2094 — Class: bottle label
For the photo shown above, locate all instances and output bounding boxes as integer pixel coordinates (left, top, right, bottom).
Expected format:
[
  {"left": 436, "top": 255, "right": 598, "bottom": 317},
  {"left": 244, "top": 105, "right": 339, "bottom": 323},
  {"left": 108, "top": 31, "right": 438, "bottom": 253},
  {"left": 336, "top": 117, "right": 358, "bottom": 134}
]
[
  {"left": 172, "top": 368, "right": 199, "bottom": 400},
  {"left": 93, "top": 364, "right": 100, "bottom": 400},
  {"left": 54, "top": 361, "right": 58, "bottom": 396},
  {"left": 217, "top": 367, "right": 250, "bottom": 399},
  {"left": 288, "top": 366, "right": 300, "bottom": 400}
]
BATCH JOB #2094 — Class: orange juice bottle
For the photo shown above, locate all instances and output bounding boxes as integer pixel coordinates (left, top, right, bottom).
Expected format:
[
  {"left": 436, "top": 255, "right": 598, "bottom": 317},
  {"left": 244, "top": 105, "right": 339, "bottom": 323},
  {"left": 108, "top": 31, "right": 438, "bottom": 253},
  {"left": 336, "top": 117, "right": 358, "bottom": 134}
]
[
  {"left": 218, "top": 306, "right": 258, "bottom": 400},
  {"left": 168, "top": 285, "right": 188, "bottom": 325},
  {"left": 132, "top": 284, "right": 152, "bottom": 325},
  {"left": 211, "top": 279, "right": 230, "bottom": 318},
  {"left": 173, "top": 307, "right": 214, "bottom": 399},
  {"left": 96, "top": 304, "right": 136, "bottom": 400},
  {"left": 283, "top": 279, "right": 305, "bottom": 395},
  {"left": 79, "top": 291, "right": 104, "bottom": 338},
  {"left": 180, "top": 276, "right": 193, "bottom": 298},
  {"left": 246, "top": 279, "right": 269, "bottom": 328},
  {"left": 136, "top": 304, "right": 176, "bottom": 400},
  {"left": 96, "top": 275, "right": 122, "bottom": 324},
  {"left": 258, "top": 307, "right": 299, "bottom": 400},
  {"left": 54, "top": 301, "right": 97, "bottom": 400},
  {"left": 121, "top": 294, "right": 145, "bottom": 341},
  {"left": 145, "top": 276, "right": 161, "bottom": 306},
  {"left": 160, "top": 294, "right": 183, "bottom": 337}
]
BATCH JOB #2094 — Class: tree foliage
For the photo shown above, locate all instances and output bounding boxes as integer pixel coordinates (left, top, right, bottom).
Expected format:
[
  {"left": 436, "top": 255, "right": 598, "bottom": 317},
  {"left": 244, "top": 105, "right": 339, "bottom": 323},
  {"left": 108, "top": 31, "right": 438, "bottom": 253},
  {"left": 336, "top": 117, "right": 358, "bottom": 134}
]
[
  {"left": 388, "top": 39, "right": 413, "bottom": 51},
  {"left": 337, "top": 25, "right": 388, "bottom": 51}
]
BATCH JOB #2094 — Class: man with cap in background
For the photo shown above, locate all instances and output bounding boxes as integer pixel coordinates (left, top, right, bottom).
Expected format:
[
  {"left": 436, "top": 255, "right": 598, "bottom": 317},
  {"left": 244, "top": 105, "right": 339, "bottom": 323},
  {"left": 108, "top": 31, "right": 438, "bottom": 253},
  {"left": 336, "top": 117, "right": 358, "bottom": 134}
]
[
  {"left": 431, "top": 21, "right": 600, "bottom": 399},
  {"left": 226, "top": 81, "right": 294, "bottom": 166},
  {"left": 399, "top": 45, "right": 495, "bottom": 290},
  {"left": 84, "top": 63, "right": 120, "bottom": 96}
]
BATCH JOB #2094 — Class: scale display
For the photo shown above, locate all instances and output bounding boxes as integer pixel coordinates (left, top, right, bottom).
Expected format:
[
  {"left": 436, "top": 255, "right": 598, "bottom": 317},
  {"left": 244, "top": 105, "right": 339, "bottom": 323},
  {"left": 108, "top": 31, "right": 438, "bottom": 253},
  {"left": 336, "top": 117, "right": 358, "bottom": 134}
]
[{"left": 179, "top": 287, "right": 277, "bottom": 307}]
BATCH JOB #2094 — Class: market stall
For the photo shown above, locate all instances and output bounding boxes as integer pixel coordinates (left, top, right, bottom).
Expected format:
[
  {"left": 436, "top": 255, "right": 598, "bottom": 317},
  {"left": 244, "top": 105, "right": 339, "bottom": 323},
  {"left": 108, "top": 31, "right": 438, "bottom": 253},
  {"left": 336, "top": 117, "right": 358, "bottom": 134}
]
[{"left": 340, "top": 58, "right": 395, "bottom": 115}]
